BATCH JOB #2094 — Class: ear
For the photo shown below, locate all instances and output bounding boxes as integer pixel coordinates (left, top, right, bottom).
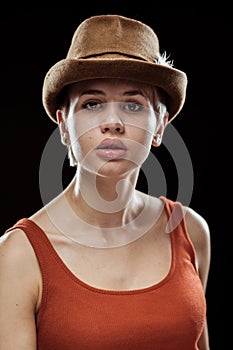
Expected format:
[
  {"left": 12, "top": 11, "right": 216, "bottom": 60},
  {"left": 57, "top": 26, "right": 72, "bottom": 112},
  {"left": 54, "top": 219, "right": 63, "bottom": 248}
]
[
  {"left": 152, "top": 111, "right": 169, "bottom": 147},
  {"left": 56, "top": 110, "right": 70, "bottom": 146}
]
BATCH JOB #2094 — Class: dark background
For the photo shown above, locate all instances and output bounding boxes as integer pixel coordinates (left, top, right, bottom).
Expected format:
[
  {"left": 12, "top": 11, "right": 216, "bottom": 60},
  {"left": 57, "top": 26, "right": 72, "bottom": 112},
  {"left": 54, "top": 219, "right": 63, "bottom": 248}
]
[{"left": 0, "top": 4, "right": 231, "bottom": 349}]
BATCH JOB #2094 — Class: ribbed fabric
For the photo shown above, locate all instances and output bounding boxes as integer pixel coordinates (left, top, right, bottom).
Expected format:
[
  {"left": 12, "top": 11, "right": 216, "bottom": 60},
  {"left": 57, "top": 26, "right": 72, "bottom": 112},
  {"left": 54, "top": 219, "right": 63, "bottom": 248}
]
[{"left": 6, "top": 197, "right": 206, "bottom": 349}]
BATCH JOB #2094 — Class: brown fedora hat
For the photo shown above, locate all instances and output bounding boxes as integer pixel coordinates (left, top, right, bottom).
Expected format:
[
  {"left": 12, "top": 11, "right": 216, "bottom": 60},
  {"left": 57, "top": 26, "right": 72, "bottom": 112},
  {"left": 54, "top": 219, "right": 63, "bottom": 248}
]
[{"left": 42, "top": 14, "right": 187, "bottom": 123}]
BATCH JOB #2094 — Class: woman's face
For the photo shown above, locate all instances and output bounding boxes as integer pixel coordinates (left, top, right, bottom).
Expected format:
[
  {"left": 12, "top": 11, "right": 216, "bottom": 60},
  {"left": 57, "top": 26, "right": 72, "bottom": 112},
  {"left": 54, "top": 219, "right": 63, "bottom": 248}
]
[{"left": 58, "top": 78, "right": 166, "bottom": 176}]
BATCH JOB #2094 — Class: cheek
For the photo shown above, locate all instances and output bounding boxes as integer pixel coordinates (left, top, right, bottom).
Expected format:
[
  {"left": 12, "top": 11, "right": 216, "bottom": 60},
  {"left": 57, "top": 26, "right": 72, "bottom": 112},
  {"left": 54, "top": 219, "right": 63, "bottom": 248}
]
[
  {"left": 67, "top": 116, "right": 93, "bottom": 148},
  {"left": 69, "top": 128, "right": 97, "bottom": 162},
  {"left": 127, "top": 121, "right": 155, "bottom": 146},
  {"left": 67, "top": 113, "right": 101, "bottom": 139},
  {"left": 125, "top": 112, "right": 157, "bottom": 139}
]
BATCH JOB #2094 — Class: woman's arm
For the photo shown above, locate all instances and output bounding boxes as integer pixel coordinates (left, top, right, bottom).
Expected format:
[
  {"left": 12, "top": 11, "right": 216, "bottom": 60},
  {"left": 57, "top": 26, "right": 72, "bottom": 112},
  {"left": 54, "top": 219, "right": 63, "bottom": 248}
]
[
  {"left": 185, "top": 206, "right": 211, "bottom": 350},
  {"left": 0, "top": 229, "right": 41, "bottom": 350}
]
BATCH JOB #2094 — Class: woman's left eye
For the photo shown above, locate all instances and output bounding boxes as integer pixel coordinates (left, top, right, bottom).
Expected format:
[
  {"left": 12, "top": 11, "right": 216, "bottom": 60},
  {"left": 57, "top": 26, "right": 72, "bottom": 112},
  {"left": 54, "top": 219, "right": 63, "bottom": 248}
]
[{"left": 122, "top": 102, "right": 144, "bottom": 112}]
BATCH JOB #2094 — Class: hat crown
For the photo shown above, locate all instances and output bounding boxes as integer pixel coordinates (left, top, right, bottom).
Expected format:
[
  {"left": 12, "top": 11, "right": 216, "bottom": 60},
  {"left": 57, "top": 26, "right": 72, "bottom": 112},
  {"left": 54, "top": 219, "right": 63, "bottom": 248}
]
[
  {"left": 43, "top": 14, "right": 187, "bottom": 123},
  {"left": 67, "top": 15, "right": 160, "bottom": 63}
]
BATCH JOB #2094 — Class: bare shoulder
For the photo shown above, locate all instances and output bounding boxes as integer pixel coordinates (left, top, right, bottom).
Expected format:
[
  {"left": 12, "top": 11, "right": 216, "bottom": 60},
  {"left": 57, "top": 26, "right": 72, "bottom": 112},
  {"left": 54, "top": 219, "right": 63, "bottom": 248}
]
[
  {"left": 183, "top": 206, "right": 210, "bottom": 248},
  {"left": 0, "top": 227, "right": 31, "bottom": 258}
]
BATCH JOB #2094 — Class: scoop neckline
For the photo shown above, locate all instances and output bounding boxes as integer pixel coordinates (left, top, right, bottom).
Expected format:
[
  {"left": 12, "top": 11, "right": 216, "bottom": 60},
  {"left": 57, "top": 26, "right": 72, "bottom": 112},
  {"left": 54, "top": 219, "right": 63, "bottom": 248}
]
[{"left": 18, "top": 197, "right": 176, "bottom": 295}]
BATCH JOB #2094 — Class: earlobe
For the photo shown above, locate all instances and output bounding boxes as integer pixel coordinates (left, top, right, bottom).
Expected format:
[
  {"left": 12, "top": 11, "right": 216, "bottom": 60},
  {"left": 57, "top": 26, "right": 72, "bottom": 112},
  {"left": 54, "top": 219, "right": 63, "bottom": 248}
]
[{"left": 152, "top": 134, "right": 162, "bottom": 147}]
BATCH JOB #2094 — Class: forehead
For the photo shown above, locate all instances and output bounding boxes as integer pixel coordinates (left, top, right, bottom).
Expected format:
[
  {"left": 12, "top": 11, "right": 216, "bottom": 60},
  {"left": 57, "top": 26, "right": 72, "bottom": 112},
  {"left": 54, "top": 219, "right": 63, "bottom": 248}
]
[{"left": 67, "top": 78, "right": 153, "bottom": 96}]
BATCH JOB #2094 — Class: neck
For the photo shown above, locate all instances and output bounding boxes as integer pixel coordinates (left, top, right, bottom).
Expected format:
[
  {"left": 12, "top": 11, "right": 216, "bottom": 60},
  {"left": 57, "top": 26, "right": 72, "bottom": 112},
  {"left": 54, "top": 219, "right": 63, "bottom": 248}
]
[
  {"left": 44, "top": 166, "right": 163, "bottom": 248},
  {"left": 65, "top": 165, "right": 143, "bottom": 228}
]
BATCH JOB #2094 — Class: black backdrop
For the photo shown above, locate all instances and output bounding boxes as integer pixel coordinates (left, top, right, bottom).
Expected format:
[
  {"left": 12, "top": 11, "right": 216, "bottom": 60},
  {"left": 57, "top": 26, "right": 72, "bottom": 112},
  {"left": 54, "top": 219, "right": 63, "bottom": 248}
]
[{"left": 0, "top": 4, "right": 231, "bottom": 349}]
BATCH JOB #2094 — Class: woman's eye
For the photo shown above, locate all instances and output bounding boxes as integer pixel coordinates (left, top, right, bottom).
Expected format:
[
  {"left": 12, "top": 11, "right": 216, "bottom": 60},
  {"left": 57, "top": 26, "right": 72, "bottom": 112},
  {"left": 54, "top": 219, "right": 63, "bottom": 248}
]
[
  {"left": 82, "top": 101, "right": 102, "bottom": 110},
  {"left": 122, "top": 102, "right": 144, "bottom": 112}
]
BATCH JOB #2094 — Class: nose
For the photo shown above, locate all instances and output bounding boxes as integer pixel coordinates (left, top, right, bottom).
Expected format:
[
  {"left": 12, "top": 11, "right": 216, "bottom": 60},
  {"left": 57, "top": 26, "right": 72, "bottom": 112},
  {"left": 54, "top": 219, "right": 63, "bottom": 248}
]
[
  {"left": 100, "top": 105, "right": 125, "bottom": 134},
  {"left": 100, "top": 121, "right": 125, "bottom": 134}
]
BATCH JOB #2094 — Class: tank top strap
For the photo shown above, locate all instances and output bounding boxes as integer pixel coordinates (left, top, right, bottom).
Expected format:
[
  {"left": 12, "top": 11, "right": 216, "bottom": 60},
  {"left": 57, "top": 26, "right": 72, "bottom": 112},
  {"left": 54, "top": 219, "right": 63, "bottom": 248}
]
[{"left": 160, "top": 196, "right": 197, "bottom": 271}]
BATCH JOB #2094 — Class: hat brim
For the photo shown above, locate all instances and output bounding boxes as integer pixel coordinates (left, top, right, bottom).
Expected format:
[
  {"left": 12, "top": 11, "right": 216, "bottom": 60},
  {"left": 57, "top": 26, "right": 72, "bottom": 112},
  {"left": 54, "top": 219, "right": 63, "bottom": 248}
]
[{"left": 42, "top": 58, "right": 187, "bottom": 123}]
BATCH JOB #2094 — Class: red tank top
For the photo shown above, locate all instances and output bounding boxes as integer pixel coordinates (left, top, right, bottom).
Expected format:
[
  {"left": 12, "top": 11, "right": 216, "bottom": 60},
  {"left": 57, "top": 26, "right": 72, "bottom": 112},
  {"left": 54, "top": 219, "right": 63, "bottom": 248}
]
[{"left": 6, "top": 197, "right": 206, "bottom": 349}]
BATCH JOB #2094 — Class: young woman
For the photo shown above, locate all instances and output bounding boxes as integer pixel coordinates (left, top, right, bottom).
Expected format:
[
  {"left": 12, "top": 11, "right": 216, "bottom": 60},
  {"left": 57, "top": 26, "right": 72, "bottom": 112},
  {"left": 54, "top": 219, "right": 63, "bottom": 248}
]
[{"left": 0, "top": 15, "right": 211, "bottom": 349}]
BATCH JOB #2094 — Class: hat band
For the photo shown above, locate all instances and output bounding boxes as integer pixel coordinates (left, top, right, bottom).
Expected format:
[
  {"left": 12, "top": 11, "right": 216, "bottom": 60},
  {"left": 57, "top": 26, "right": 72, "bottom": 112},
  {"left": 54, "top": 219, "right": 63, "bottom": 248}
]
[{"left": 78, "top": 52, "right": 158, "bottom": 63}]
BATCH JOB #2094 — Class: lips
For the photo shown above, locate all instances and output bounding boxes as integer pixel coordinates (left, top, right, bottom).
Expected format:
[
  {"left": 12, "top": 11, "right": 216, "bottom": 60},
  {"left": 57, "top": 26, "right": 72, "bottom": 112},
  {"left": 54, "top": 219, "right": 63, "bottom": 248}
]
[
  {"left": 96, "top": 138, "right": 127, "bottom": 159},
  {"left": 97, "top": 138, "right": 127, "bottom": 150}
]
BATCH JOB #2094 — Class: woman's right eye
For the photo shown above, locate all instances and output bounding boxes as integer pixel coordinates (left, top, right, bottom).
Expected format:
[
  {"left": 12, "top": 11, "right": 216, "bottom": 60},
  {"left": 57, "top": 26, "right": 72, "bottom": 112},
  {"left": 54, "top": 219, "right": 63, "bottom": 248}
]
[{"left": 82, "top": 101, "right": 102, "bottom": 110}]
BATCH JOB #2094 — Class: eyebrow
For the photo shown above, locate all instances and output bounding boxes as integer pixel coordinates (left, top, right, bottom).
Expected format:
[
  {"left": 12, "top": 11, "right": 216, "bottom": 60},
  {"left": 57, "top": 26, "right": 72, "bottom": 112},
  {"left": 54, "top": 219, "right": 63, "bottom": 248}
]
[
  {"left": 80, "top": 89, "right": 103, "bottom": 96},
  {"left": 79, "top": 89, "right": 145, "bottom": 97},
  {"left": 123, "top": 90, "right": 145, "bottom": 97}
]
